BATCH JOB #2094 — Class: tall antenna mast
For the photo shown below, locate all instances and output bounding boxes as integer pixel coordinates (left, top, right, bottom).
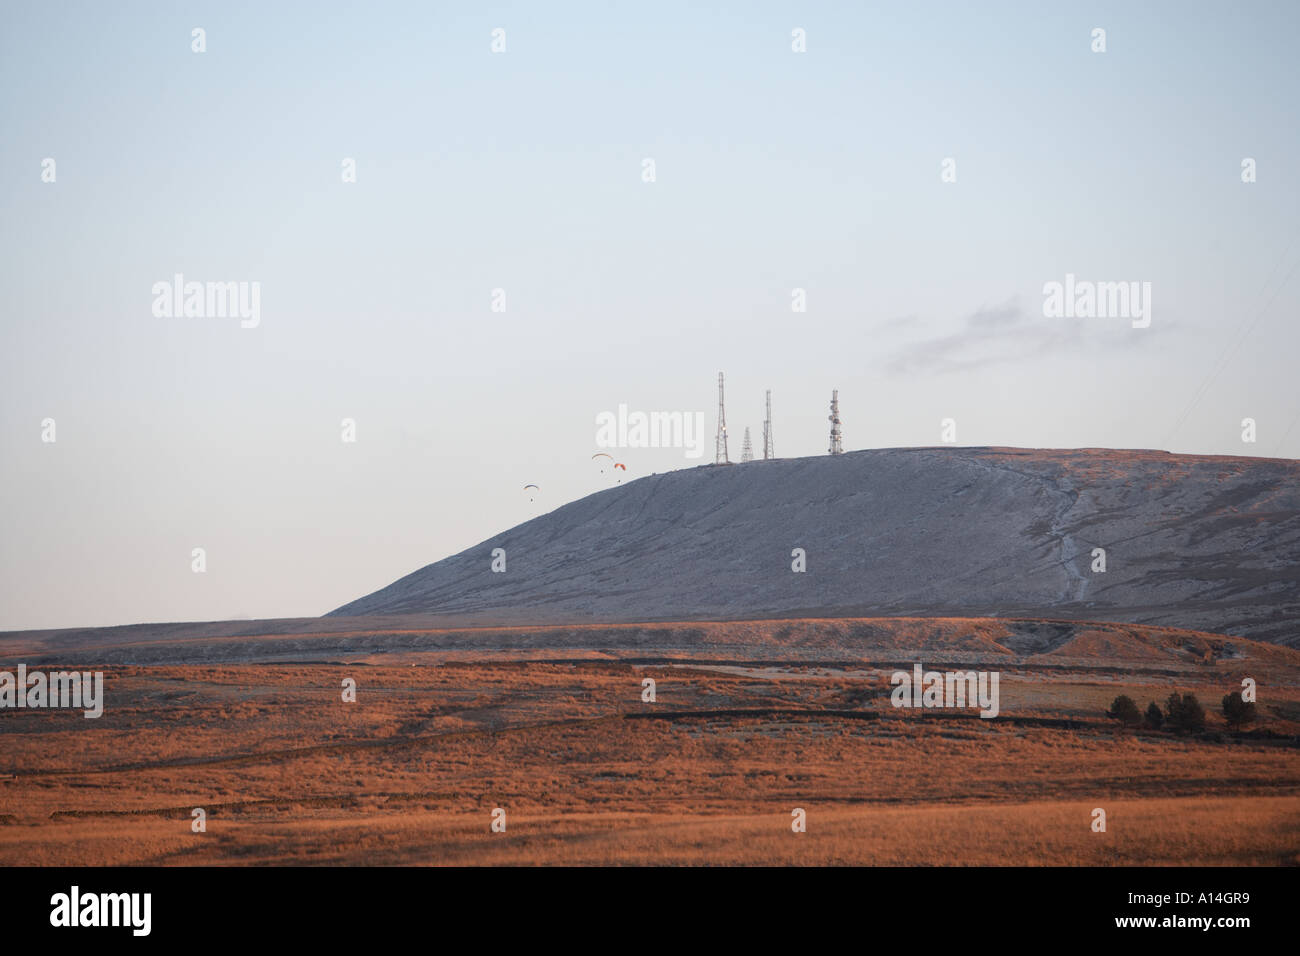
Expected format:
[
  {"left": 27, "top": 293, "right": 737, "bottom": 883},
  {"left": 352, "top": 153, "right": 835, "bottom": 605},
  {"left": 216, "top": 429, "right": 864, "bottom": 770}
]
[
  {"left": 762, "top": 389, "right": 774, "bottom": 459},
  {"left": 828, "top": 389, "right": 843, "bottom": 455},
  {"left": 715, "top": 372, "right": 730, "bottom": 465},
  {"left": 741, "top": 427, "right": 753, "bottom": 462}
]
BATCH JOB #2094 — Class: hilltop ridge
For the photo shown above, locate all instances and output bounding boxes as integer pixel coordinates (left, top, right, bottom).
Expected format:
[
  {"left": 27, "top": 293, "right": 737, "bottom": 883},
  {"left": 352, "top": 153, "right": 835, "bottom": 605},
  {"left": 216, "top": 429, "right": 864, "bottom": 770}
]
[{"left": 329, "top": 447, "right": 1300, "bottom": 644}]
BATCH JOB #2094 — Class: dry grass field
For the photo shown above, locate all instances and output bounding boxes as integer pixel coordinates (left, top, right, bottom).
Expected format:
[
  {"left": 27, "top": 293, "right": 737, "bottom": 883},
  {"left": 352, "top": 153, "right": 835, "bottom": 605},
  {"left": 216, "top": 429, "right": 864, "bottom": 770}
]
[{"left": 2, "top": 617, "right": 1298, "bottom": 865}]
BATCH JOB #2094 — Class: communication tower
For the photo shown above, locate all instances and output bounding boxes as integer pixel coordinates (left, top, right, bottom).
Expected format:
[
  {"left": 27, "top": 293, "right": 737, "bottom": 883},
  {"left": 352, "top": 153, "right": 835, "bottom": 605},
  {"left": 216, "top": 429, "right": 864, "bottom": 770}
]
[
  {"left": 715, "top": 372, "right": 730, "bottom": 465},
  {"left": 828, "top": 389, "right": 843, "bottom": 455},
  {"left": 762, "top": 390, "right": 774, "bottom": 459}
]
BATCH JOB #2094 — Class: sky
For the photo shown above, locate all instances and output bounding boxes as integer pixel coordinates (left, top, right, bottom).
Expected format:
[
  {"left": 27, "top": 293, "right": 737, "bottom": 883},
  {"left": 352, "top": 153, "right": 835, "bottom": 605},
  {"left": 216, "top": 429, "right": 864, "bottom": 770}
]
[{"left": 2, "top": 0, "right": 1297, "bottom": 630}]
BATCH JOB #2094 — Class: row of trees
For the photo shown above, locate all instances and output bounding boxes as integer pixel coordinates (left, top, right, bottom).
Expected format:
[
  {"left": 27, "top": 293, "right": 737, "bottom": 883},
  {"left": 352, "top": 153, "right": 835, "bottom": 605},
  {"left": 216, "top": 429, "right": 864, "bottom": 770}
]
[{"left": 1106, "top": 691, "right": 1257, "bottom": 733}]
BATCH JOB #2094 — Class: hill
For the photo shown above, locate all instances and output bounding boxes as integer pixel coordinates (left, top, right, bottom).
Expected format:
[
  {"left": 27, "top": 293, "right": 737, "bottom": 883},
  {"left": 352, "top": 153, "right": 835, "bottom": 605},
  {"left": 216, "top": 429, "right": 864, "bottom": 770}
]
[{"left": 329, "top": 447, "right": 1300, "bottom": 644}]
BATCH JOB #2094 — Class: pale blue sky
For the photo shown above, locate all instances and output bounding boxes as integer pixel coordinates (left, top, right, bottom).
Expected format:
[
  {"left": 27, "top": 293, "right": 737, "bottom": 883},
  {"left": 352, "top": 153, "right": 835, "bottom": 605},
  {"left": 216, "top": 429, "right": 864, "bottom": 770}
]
[{"left": 2, "top": 1, "right": 1297, "bottom": 629}]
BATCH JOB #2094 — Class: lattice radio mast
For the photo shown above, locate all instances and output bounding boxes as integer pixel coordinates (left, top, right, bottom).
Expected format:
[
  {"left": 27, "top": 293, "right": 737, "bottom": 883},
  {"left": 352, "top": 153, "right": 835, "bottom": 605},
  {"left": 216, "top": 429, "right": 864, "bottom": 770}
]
[
  {"left": 762, "top": 389, "right": 774, "bottom": 459},
  {"left": 715, "top": 372, "right": 730, "bottom": 465},
  {"left": 828, "top": 389, "right": 843, "bottom": 455},
  {"left": 741, "top": 427, "right": 753, "bottom": 462}
]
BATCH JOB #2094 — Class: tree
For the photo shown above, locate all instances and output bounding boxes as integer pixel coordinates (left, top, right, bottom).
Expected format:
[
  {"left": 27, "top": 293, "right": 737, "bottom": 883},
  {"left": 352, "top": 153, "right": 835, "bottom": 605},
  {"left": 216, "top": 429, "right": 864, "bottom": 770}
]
[
  {"left": 1144, "top": 701, "right": 1164, "bottom": 730},
  {"left": 1180, "top": 693, "right": 1207, "bottom": 733},
  {"left": 1164, "top": 692, "right": 1183, "bottom": 728},
  {"left": 1221, "top": 691, "right": 1257, "bottom": 730},
  {"left": 1107, "top": 695, "right": 1142, "bottom": 727},
  {"left": 1165, "top": 691, "right": 1206, "bottom": 734}
]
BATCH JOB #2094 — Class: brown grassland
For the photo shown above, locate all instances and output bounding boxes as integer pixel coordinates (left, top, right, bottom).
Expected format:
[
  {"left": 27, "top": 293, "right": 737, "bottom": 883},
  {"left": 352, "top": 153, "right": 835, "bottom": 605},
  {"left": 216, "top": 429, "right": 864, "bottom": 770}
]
[{"left": 1, "top": 617, "right": 1298, "bottom": 865}]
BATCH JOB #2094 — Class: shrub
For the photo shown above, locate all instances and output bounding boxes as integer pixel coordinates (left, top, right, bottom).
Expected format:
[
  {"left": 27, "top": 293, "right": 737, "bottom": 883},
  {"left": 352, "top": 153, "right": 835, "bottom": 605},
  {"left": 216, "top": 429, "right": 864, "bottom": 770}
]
[
  {"left": 1221, "top": 691, "right": 1257, "bottom": 730},
  {"left": 1144, "top": 701, "right": 1164, "bottom": 730},
  {"left": 1106, "top": 695, "right": 1142, "bottom": 727}
]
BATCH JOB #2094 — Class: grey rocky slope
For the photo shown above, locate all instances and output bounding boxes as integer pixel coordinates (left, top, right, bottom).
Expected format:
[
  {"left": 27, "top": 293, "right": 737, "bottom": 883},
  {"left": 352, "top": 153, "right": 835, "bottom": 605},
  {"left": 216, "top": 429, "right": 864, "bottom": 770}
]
[{"left": 330, "top": 447, "right": 1300, "bottom": 644}]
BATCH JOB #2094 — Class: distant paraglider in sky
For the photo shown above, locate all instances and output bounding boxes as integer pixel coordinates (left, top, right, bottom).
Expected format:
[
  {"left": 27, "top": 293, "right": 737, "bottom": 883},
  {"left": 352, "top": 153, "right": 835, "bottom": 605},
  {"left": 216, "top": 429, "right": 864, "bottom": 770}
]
[
  {"left": 523, "top": 483, "right": 540, "bottom": 502},
  {"left": 614, "top": 462, "right": 627, "bottom": 482},
  {"left": 592, "top": 452, "right": 614, "bottom": 474}
]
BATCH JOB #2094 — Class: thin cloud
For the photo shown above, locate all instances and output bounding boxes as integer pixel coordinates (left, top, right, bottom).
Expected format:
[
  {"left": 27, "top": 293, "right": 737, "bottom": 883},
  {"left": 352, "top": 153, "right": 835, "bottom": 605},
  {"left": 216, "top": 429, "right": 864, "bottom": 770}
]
[{"left": 883, "top": 297, "right": 1161, "bottom": 375}]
